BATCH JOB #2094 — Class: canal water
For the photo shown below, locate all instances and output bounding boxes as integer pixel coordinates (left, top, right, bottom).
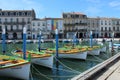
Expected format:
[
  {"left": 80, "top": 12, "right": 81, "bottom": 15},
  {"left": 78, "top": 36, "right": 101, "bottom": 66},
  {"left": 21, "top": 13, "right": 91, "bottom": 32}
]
[{"left": 0, "top": 41, "right": 118, "bottom": 80}]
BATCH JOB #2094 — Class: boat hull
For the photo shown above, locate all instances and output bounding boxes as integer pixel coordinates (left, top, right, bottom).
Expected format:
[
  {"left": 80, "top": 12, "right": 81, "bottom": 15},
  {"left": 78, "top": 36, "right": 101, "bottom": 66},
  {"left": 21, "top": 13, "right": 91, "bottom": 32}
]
[
  {"left": 100, "top": 46, "right": 107, "bottom": 52},
  {"left": 88, "top": 49, "right": 100, "bottom": 55},
  {"left": 59, "top": 51, "right": 87, "bottom": 60},
  {"left": 0, "top": 63, "right": 30, "bottom": 80},
  {"left": 31, "top": 56, "right": 53, "bottom": 69}
]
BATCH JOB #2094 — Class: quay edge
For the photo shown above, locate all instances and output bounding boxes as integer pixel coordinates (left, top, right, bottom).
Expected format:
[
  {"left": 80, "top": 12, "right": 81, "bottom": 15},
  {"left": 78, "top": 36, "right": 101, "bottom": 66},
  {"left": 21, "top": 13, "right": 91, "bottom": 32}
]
[{"left": 71, "top": 52, "right": 120, "bottom": 80}]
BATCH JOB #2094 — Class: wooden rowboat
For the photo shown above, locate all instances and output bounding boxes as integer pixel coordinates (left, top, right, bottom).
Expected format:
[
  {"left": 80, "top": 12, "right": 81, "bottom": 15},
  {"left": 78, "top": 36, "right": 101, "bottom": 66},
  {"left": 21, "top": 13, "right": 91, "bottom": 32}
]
[
  {"left": 0, "top": 55, "right": 30, "bottom": 80},
  {"left": 12, "top": 50, "right": 53, "bottom": 69}
]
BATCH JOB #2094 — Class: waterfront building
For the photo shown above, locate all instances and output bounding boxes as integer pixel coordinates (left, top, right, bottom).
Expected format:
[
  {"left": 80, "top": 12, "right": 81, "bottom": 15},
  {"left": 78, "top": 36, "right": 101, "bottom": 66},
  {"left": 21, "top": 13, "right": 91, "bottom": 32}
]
[
  {"left": 45, "top": 18, "right": 63, "bottom": 39},
  {"left": 99, "top": 18, "right": 113, "bottom": 38},
  {"left": 31, "top": 18, "right": 63, "bottom": 39},
  {"left": 31, "top": 19, "right": 46, "bottom": 39},
  {"left": 111, "top": 18, "right": 120, "bottom": 38},
  {"left": 63, "top": 12, "right": 87, "bottom": 39},
  {"left": 0, "top": 9, "right": 35, "bottom": 39},
  {"left": 87, "top": 17, "right": 99, "bottom": 38}
]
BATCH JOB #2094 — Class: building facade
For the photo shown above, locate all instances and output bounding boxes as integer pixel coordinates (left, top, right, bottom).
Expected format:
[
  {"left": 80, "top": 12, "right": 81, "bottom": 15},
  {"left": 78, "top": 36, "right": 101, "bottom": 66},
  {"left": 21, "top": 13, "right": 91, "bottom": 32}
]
[
  {"left": 87, "top": 17, "right": 99, "bottom": 38},
  {"left": 1, "top": 9, "right": 120, "bottom": 40},
  {"left": 112, "top": 18, "right": 120, "bottom": 38},
  {"left": 31, "top": 18, "right": 63, "bottom": 39},
  {"left": 0, "top": 9, "right": 35, "bottom": 39},
  {"left": 31, "top": 19, "right": 47, "bottom": 39},
  {"left": 63, "top": 12, "right": 88, "bottom": 39},
  {"left": 45, "top": 18, "right": 63, "bottom": 39}
]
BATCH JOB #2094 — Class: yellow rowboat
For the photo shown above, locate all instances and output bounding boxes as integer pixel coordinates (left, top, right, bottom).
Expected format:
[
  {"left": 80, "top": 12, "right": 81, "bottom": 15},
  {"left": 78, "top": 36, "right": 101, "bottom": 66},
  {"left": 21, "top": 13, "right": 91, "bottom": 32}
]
[
  {"left": 0, "top": 55, "right": 30, "bottom": 80},
  {"left": 86, "top": 46, "right": 101, "bottom": 55},
  {"left": 46, "top": 47, "right": 88, "bottom": 60},
  {"left": 12, "top": 50, "right": 53, "bottom": 69}
]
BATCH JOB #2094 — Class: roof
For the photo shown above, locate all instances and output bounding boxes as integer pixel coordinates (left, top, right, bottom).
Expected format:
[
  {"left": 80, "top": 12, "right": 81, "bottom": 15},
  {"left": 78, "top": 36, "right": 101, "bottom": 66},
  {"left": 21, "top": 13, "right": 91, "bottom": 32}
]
[{"left": 63, "top": 12, "right": 85, "bottom": 15}]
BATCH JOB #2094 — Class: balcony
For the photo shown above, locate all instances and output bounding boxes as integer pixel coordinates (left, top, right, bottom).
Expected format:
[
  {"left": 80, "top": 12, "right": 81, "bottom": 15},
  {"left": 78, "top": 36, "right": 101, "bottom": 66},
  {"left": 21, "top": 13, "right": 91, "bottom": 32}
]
[
  {"left": 3, "top": 22, "right": 26, "bottom": 25},
  {"left": 75, "top": 23, "right": 87, "bottom": 25},
  {"left": 64, "top": 23, "right": 75, "bottom": 26},
  {"left": 64, "top": 23, "right": 87, "bottom": 26}
]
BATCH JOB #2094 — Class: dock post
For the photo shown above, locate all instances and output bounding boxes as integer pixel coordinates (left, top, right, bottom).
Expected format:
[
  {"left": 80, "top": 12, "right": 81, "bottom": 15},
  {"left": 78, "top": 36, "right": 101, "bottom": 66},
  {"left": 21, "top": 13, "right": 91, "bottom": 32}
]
[
  {"left": 55, "top": 29, "right": 59, "bottom": 69},
  {"left": 23, "top": 27, "right": 26, "bottom": 59},
  {"left": 38, "top": 31, "right": 41, "bottom": 52},
  {"left": 90, "top": 31, "right": 93, "bottom": 47},
  {"left": 2, "top": 28, "right": 6, "bottom": 54}
]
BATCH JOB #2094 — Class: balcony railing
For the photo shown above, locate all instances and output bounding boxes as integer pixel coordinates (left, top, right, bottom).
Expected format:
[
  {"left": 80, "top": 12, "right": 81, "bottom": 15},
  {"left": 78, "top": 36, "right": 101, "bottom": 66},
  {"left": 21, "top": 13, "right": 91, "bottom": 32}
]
[
  {"left": 3, "top": 22, "right": 26, "bottom": 25},
  {"left": 64, "top": 23, "right": 87, "bottom": 26}
]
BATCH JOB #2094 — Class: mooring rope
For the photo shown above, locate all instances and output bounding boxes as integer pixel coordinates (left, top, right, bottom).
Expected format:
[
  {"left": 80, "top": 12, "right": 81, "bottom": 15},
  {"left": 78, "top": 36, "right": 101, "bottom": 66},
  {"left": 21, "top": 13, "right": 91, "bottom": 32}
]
[
  {"left": 54, "top": 57, "right": 81, "bottom": 74},
  {"left": 31, "top": 64, "right": 52, "bottom": 80},
  {"left": 32, "top": 71, "right": 76, "bottom": 78},
  {"left": 102, "top": 53, "right": 109, "bottom": 59},
  {"left": 89, "top": 54, "right": 104, "bottom": 62},
  {"left": 86, "top": 59, "right": 101, "bottom": 62},
  {"left": 52, "top": 67, "right": 80, "bottom": 74},
  {"left": 30, "top": 69, "right": 33, "bottom": 80}
]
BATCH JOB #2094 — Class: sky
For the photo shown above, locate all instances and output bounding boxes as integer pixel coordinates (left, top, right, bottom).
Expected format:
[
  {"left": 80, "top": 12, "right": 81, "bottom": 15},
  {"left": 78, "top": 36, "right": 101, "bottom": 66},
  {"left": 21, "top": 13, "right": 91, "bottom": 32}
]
[{"left": 0, "top": 0, "right": 120, "bottom": 18}]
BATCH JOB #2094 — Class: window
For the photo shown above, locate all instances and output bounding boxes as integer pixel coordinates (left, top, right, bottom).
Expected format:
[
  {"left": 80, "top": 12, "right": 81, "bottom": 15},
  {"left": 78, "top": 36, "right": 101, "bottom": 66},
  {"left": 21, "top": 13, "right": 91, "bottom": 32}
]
[
  {"left": 8, "top": 12, "right": 10, "bottom": 16},
  {"left": 105, "top": 27, "right": 107, "bottom": 31},
  {"left": 13, "top": 12, "right": 16, "bottom": 16},
  {"left": 42, "top": 23, "right": 45, "bottom": 26},
  {"left": 10, "top": 18, "right": 13, "bottom": 22},
  {"left": 0, "top": 26, "right": 2, "bottom": 31},
  {"left": 28, "top": 25, "right": 30, "bottom": 30},
  {"left": 0, "top": 12, "right": 2, "bottom": 16},
  {"left": 10, "top": 12, "right": 13, "bottom": 16},
  {"left": 38, "top": 22, "right": 40, "bottom": 26},
  {"left": 117, "top": 27, "right": 119, "bottom": 31},
  {"left": 101, "top": 21, "right": 103, "bottom": 25},
  {"left": 105, "top": 20, "right": 107, "bottom": 25},
  {"left": 11, "top": 25, "right": 13, "bottom": 30},
  {"left": 28, "top": 18, "right": 30, "bottom": 22},
  {"left": 19, "top": 12, "right": 22, "bottom": 16},
  {"left": 22, "top": 12, "right": 25, "bottom": 16},
  {"left": 109, "top": 27, "right": 111, "bottom": 31},
  {"left": 28, "top": 18, "right": 30, "bottom": 23},
  {"left": 5, "top": 12, "right": 8, "bottom": 16},
  {"left": 33, "top": 23, "right": 35, "bottom": 26},
  {"left": 101, "top": 27, "right": 103, "bottom": 31},
  {"left": 27, "top": 12, "right": 31, "bottom": 16},
  {"left": 22, "top": 18, "right": 24, "bottom": 22},
  {"left": 16, "top": 12, "right": 19, "bottom": 16},
  {"left": 117, "top": 21, "right": 119, "bottom": 25},
  {"left": 113, "top": 27, "right": 115, "bottom": 31},
  {"left": 32, "top": 28, "right": 35, "bottom": 31},
  {"left": 105, "top": 22, "right": 107, "bottom": 25},
  {"left": 63, "top": 14, "right": 67, "bottom": 18},
  {"left": 5, "top": 18, "right": 7, "bottom": 22},
  {"left": 2, "top": 12, "right": 5, "bottom": 16},
  {"left": 16, "top": 18, "right": 19, "bottom": 22}
]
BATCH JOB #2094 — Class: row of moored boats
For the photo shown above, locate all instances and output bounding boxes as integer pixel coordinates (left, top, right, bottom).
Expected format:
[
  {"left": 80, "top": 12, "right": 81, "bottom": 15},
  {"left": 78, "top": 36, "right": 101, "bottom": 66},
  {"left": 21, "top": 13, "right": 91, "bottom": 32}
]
[{"left": 0, "top": 44, "right": 107, "bottom": 79}]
